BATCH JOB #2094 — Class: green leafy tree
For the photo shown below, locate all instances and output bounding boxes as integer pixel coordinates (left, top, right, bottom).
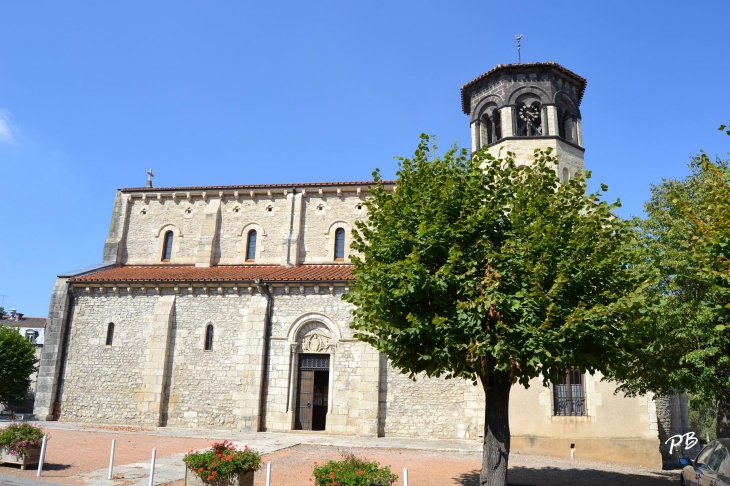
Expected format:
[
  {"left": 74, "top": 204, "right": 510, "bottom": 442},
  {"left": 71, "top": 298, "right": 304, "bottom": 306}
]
[
  {"left": 344, "top": 136, "right": 644, "bottom": 486},
  {"left": 607, "top": 126, "right": 730, "bottom": 437},
  {"left": 0, "top": 326, "right": 39, "bottom": 411}
]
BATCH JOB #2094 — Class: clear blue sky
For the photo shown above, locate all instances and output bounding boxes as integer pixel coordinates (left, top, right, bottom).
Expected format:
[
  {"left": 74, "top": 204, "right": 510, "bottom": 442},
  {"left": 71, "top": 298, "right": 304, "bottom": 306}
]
[{"left": 1, "top": 1, "right": 728, "bottom": 316}]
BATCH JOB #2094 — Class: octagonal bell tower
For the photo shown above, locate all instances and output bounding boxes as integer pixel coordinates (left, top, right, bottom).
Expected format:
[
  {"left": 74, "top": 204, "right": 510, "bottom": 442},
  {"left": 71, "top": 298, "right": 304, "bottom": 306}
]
[{"left": 461, "top": 61, "right": 587, "bottom": 180}]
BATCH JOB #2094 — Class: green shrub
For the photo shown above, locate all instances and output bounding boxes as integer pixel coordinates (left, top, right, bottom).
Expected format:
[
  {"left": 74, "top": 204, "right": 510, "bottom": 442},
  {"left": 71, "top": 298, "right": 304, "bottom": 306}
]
[
  {"left": 183, "top": 440, "right": 261, "bottom": 483},
  {"left": 311, "top": 452, "right": 398, "bottom": 486},
  {"left": 688, "top": 395, "right": 717, "bottom": 443},
  {"left": 0, "top": 422, "right": 45, "bottom": 459}
]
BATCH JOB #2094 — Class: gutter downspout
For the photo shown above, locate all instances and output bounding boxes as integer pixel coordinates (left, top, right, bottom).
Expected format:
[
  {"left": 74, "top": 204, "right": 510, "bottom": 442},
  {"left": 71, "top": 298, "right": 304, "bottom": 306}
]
[{"left": 257, "top": 279, "right": 274, "bottom": 432}]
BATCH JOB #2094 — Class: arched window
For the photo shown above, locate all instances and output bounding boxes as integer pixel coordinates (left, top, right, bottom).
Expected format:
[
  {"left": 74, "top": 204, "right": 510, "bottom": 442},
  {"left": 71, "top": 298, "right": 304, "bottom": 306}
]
[
  {"left": 246, "top": 230, "right": 257, "bottom": 262},
  {"left": 105, "top": 323, "right": 115, "bottom": 347},
  {"left": 555, "top": 96, "right": 578, "bottom": 143},
  {"left": 204, "top": 324, "right": 214, "bottom": 351},
  {"left": 479, "top": 106, "right": 502, "bottom": 149},
  {"left": 562, "top": 168, "right": 570, "bottom": 182},
  {"left": 162, "top": 231, "right": 174, "bottom": 262},
  {"left": 515, "top": 100, "right": 542, "bottom": 137},
  {"left": 334, "top": 228, "right": 345, "bottom": 261},
  {"left": 493, "top": 112, "right": 502, "bottom": 141},
  {"left": 557, "top": 108, "right": 567, "bottom": 139}
]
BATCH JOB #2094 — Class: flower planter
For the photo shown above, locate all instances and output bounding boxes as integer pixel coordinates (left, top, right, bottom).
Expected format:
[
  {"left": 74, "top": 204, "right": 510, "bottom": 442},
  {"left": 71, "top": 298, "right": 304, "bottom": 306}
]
[
  {"left": 184, "top": 468, "right": 254, "bottom": 486},
  {"left": 0, "top": 446, "right": 41, "bottom": 470}
]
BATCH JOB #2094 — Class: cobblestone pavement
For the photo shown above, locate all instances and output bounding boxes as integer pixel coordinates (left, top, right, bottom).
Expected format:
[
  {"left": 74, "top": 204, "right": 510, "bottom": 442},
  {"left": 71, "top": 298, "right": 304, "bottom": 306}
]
[{"left": 0, "top": 422, "right": 679, "bottom": 486}]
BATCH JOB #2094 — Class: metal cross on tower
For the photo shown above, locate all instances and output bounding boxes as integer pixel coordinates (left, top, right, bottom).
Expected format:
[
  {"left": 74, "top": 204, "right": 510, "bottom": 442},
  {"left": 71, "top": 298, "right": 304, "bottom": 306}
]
[
  {"left": 146, "top": 168, "right": 154, "bottom": 188},
  {"left": 515, "top": 34, "right": 524, "bottom": 64}
]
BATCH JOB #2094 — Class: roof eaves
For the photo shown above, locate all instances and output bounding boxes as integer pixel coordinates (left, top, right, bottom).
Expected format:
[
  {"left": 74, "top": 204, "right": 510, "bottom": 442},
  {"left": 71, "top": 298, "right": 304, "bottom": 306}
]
[
  {"left": 460, "top": 61, "right": 587, "bottom": 114},
  {"left": 119, "top": 180, "right": 397, "bottom": 193}
]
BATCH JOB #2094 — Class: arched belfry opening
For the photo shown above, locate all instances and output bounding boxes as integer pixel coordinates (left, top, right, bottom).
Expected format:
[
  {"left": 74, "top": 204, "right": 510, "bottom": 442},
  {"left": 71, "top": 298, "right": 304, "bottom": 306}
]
[
  {"left": 477, "top": 104, "right": 502, "bottom": 149},
  {"left": 286, "top": 317, "right": 339, "bottom": 431},
  {"left": 515, "top": 96, "right": 543, "bottom": 137}
]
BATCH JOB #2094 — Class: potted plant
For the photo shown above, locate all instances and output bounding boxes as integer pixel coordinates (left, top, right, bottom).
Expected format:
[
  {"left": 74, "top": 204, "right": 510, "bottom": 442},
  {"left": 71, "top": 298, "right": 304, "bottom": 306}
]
[
  {"left": 311, "top": 452, "right": 398, "bottom": 486},
  {"left": 0, "top": 423, "right": 45, "bottom": 470},
  {"left": 183, "top": 440, "right": 261, "bottom": 486}
]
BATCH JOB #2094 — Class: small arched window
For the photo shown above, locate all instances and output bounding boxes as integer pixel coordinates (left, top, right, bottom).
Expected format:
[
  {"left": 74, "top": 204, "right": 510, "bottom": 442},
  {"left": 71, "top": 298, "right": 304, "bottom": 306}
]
[
  {"left": 204, "top": 324, "right": 214, "bottom": 351},
  {"left": 246, "top": 230, "right": 257, "bottom": 262},
  {"left": 162, "top": 231, "right": 174, "bottom": 262},
  {"left": 334, "top": 228, "right": 345, "bottom": 261},
  {"left": 105, "top": 323, "right": 115, "bottom": 347},
  {"left": 562, "top": 168, "right": 570, "bottom": 183}
]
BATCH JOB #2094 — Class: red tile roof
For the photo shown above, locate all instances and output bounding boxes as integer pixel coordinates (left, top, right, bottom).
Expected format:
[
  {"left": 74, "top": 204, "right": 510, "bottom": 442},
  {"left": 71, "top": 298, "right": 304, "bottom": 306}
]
[
  {"left": 120, "top": 180, "right": 396, "bottom": 193},
  {"left": 460, "top": 61, "right": 588, "bottom": 114},
  {"left": 69, "top": 265, "right": 354, "bottom": 283}
]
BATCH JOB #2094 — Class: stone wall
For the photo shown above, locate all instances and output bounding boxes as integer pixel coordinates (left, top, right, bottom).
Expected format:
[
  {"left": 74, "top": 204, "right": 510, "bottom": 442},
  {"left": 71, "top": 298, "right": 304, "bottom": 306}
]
[
  {"left": 59, "top": 290, "right": 156, "bottom": 423},
  {"left": 379, "top": 364, "right": 484, "bottom": 440},
  {"left": 162, "top": 292, "right": 248, "bottom": 428},
  {"left": 486, "top": 137, "right": 585, "bottom": 180},
  {"left": 117, "top": 187, "right": 374, "bottom": 267},
  {"left": 52, "top": 285, "right": 384, "bottom": 435},
  {"left": 300, "top": 193, "right": 367, "bottom": 264},
  {"left": 215, "top": 195, "right": 291, "bottom": 266}
]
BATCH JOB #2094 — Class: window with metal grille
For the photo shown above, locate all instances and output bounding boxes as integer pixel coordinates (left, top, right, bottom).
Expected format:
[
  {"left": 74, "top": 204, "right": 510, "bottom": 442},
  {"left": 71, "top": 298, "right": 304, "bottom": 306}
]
[
  {"left": 553, "top": 368, "right": 586, "bottom": 416},
  {"left": 162, "top": 231, "right": 174, "bottom": 261},
  {"left": 246, "top": 230, "right": 257, "bottom": 262},
  {"left": 105, "top": 323, "right": 115, "bottom": 347},
  {"left": 299, "top": 354, "right": 330, "bottom": 370},
  {"left": 334, "top": 228, "right": 345, "bottom": 261},
  {"left": 204, "top": 324, "right": 214, "bottom": 351}
]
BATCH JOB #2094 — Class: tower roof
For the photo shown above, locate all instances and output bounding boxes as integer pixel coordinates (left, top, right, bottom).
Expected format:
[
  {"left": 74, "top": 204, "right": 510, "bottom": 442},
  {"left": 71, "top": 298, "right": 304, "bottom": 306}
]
[{"left": 460, "top": 61, "right": 587, "bottom": 115}]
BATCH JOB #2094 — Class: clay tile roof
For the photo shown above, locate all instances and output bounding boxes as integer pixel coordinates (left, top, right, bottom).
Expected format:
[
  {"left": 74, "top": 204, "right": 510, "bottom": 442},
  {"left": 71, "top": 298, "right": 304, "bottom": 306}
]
[
  {"left": 0, "top": 316, "right": 47, "bottom": 328},
  {"left": 119, "top": 180, "right": 396, "bottom": 193},
  {"left": 460, "top": 61, "right": 588, "bottom": 114},
  {"left": 69, "top": 264, "right": 354, "bottom": 283}
]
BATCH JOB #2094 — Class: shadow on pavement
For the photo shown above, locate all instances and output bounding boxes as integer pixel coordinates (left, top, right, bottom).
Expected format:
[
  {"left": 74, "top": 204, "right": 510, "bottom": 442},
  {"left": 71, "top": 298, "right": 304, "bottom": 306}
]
[
  {"left": 41, "top": 463, "right": 72, "bottom": 472},
  {"left": 454, "top": 466, "right": 679, "bottom": 486},
  {"left": 0, "top": 463, "right": 72, "bottom": 473}
]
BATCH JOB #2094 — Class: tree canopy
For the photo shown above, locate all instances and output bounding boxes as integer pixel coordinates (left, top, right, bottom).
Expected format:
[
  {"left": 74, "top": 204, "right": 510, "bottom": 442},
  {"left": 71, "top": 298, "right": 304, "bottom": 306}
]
[
  {"left": 344, "top": 136, "right": 644, "bottom": 485},
  {"left": 607, "top": 126, "right": 730, "bottom": 436},
  {"left": 0, "top": 326, "right": 39, "bottom": 411}
]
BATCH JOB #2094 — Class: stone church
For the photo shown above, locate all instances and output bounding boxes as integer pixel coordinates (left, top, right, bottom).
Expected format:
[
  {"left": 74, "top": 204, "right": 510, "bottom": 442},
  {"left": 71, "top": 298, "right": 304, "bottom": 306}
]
[{"left": 35, "top": 61, "right": 687, "bottom": 468}]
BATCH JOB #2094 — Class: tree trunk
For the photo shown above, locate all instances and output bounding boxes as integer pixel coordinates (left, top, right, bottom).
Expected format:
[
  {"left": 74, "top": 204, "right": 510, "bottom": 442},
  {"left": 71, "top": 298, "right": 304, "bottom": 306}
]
[
  {"left": 480, "top": 372, "right": 512, "bottom": 486},
  {"left": 717, "top": 394, "right": 730, "bottom": 438}
]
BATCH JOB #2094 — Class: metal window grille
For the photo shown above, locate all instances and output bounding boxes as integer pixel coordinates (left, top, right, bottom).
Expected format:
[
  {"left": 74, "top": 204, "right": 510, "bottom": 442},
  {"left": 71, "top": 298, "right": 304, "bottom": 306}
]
[
  {"left": 299, "top": 354, "right": 330, "bottom": 370},
  {"left": 553, "top": 368, "right": 586, "bottom": 416},
  {"left": 246, "top": 230, "right": 257, "bottom": 261}
]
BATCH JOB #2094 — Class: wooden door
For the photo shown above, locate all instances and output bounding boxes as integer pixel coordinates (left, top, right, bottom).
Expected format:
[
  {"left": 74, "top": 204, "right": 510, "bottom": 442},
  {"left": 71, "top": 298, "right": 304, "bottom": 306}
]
[{"left": 295, "top": 369, "right": 314, "bottom": 430}]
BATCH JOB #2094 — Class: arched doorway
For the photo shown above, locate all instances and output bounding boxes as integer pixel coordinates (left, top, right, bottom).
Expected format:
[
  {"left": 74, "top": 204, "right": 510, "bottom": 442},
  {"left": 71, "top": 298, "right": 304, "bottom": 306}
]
[
  {"left": 295, "top": 353, "right": 330, "bottom": 430},
  {"left": 286, "top": 316, "right": 339, "bottom": 431}
]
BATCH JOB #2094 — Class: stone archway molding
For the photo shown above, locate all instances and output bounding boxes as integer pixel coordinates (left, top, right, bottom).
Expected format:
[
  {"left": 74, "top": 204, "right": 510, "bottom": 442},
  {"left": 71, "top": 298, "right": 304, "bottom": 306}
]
[{"left": 286, "top": 312, "right": 342, "bottom": 343}]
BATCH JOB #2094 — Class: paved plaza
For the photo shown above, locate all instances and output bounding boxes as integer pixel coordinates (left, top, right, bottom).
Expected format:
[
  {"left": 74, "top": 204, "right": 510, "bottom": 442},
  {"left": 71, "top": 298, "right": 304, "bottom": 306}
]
[{"left": 0, "top": 421, "right": 679, "bottom": 486}]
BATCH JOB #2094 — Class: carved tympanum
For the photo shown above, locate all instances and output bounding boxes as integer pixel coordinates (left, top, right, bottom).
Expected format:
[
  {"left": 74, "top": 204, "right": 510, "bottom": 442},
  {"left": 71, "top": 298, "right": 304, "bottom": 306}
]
[{"left": 301, "top": 331, "right": 331, "bottom": 353}]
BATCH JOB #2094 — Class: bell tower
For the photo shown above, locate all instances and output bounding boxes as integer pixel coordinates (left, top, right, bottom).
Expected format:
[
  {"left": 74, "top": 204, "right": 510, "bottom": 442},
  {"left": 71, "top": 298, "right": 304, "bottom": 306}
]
[{"left": 461, "top": 61, "right": 587, "bottom": 181}]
